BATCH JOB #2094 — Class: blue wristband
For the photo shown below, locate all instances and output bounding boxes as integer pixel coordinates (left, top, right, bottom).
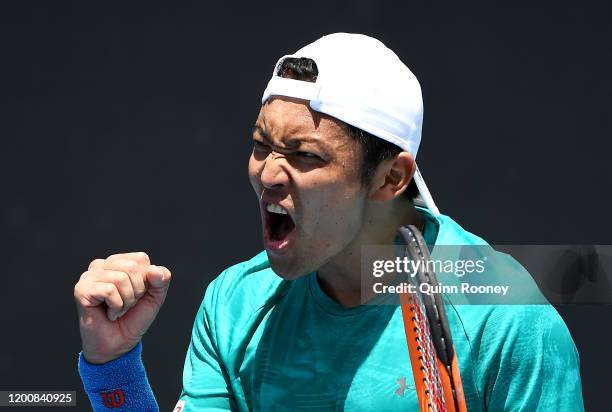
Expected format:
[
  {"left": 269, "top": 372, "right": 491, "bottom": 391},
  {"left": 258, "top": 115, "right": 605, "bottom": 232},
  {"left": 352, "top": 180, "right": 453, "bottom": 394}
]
[{"left": 78, "top": 342, "right": 159, "bottom": 411}]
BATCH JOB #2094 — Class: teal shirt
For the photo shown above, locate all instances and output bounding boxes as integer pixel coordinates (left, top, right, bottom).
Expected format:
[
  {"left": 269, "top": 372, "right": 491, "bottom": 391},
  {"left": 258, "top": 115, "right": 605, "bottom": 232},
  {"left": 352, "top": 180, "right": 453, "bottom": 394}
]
[{"left": 178, "top": 209, "right": 584, "bottom": 411}]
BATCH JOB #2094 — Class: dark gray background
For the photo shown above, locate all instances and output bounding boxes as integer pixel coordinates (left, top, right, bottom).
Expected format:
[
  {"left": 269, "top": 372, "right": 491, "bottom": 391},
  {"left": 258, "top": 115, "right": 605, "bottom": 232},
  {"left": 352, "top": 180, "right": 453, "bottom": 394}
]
[{"left": 1, "top": 2, "right": 610, "bottom": 411}]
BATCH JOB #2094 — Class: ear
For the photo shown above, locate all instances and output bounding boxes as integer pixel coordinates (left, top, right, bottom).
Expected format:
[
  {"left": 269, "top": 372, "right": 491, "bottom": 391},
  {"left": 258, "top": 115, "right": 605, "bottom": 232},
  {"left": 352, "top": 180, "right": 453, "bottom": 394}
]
[{"left": 368, "top": 152, "right": 416, "bottom": 202}]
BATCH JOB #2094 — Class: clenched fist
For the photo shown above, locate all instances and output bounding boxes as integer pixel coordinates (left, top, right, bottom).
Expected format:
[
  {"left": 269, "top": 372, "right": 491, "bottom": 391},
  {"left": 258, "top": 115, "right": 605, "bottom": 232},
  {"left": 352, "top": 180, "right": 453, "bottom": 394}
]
[{"left": 74, "top": 252, "right": 172, "bottom": 364}]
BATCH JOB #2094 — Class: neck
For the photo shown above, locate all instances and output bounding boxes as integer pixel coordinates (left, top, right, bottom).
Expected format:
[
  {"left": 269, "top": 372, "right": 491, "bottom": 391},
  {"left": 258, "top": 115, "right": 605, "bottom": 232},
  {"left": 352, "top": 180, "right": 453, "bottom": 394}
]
[{"left": 317, "top": 200, "right": 424, "bottom": 308}]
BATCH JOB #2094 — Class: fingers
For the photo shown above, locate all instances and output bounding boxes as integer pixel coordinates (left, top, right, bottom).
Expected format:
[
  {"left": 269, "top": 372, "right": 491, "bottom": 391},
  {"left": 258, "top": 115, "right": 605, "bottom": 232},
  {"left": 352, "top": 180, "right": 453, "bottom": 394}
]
[
  {"left": 81, "top": 270, "right": 136, "bottom": 315},
  {"left": 76, "top": 252, "right": 169, "bottom": 321},
  {"left": 75, "top": 280, "right": 124, "bottom": 320},
  {"left": 146, "top": 265, "right": 172, "bottom": 289},
  {"left": 143, "top": 265, "right": 172, "bottom": 307},
  {"left": 107, "top": 251, "right": 150, "bottom": 266},
  {"left": 88, "top": 258, "right": 105, "bottom": 271},
  {"left": 158, "top": 265, "right": 172, "bottom": 283},
  {"left": 103, "top": 258, "right": 147, "bottom": 299},
  {"left": 87, "top": 253, "right": 148, "bottom": 299}
]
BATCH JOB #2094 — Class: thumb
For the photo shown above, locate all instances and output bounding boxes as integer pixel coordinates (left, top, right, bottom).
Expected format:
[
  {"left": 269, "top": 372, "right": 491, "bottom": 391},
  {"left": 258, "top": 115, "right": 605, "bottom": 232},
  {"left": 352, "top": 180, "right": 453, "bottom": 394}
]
[{"left": 146, "top": 264, "right": 172, "bottom": 290}]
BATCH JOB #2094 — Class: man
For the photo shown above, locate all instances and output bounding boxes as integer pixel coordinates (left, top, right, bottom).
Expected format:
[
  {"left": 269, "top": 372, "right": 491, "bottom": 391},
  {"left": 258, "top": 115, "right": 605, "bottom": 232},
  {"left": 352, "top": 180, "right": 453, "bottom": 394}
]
[{"left": 75, "top": 33, "right": 584, "bottom": 411}]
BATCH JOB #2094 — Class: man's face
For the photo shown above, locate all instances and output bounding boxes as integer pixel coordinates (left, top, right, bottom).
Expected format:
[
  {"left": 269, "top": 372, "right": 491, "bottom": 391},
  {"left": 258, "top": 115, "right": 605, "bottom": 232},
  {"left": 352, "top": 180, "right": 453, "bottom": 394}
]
[{"left": 248, "top": 96, "right": 368, "bottom": 279}]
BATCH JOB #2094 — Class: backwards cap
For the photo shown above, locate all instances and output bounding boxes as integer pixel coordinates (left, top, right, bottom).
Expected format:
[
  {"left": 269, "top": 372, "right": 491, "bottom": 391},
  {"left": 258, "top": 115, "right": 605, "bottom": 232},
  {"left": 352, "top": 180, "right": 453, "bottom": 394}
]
[{"left": 261, "top": 32, "right": 440, "bottom": 216}]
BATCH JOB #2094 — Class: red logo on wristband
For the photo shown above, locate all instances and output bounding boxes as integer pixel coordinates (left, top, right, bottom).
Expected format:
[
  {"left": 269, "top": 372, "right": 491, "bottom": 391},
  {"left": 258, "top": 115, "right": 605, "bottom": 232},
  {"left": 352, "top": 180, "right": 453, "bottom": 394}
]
[{"left": 100, "top": 389, "right": 125, "bottom": 408}]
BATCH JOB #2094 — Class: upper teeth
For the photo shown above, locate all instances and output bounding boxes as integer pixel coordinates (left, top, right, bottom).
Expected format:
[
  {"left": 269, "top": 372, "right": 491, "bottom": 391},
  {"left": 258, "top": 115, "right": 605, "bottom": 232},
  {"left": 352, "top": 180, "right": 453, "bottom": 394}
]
[{"left": 266, "top": 204, "right": 288, "bottom": 215}]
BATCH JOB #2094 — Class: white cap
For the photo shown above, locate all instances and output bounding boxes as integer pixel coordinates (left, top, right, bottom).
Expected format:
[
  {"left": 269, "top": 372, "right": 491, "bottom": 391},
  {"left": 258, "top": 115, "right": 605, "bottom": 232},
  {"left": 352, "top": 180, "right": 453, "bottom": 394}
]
[{"left": 261, "top": 32, "right": 440, "bottom": 216}]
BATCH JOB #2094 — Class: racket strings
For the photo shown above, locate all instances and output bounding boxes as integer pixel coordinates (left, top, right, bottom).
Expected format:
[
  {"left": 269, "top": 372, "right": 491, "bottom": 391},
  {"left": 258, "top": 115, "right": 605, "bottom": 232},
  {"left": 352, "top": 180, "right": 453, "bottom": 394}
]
[
  {"left": 405, "top": 231, "right": 448, "bottom": 411},
  {"left": 406, "top": 231, "right": 455, "bottom": 375},
  {"left": 400, "top": 225, "right": 468, "bottom": 412},
  {"left": 410, "top": 296, "right": 446, "bottom": 411}
]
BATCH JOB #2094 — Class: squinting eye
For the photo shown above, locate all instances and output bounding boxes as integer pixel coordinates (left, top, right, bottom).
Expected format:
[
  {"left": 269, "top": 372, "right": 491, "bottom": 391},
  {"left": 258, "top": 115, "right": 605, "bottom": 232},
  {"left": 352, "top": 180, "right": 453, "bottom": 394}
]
[
  {"left": 297, "top": 151, "right": 318, "bottom": 159},
  {"left": 253, "top": 141, "right": 269, "bottom": 151}
]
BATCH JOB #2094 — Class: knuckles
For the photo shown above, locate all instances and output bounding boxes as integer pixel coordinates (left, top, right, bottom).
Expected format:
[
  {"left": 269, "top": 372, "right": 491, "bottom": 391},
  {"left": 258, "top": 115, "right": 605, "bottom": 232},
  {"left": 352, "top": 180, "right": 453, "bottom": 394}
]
[
  {"left": 73, "top": 282, "right": 83, "bottom": 298},
  {"left": 134, "top": 251, "right": 150, "bottom": 264},
  {"left": 113, "top": 271, "right": 132, "bottom": 288},
  {"left": 102, "top": 283, "right": 115, "bottom": 297},
  {"left": 88, "top": 258, "right": 105, "bottom": 271},
  {"left": 78, "top": 252, "right": 161, "bottom": 299},
  {"left": 123, "top": 260, "right": 139, "bottom": 274},
  {"left": 79, "top": 271, "right": 89, "bottom": 282}
]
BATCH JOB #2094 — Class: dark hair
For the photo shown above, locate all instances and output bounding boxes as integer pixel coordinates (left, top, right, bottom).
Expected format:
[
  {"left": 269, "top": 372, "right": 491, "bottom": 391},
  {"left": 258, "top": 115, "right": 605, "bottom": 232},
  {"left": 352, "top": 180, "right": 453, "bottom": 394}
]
[{"left": 277, "top": 57, "right": 419, "bottom": 200}]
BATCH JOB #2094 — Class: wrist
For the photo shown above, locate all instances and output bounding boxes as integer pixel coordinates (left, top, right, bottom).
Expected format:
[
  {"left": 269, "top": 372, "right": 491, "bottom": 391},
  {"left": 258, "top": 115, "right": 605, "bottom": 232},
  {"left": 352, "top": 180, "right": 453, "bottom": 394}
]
[{"left": 82, "top": 341, "right": 140, "bottom": 365}]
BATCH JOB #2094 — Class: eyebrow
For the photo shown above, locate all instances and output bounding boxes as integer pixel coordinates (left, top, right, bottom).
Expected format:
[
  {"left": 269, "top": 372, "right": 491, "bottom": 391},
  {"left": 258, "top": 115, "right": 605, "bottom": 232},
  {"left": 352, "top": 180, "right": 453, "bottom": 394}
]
[
  {"left": 253, "top": 125, "right": 271, "bottom": 141},
  {"left": 252, "top": 125, "right": 321, "bottom": 148}
]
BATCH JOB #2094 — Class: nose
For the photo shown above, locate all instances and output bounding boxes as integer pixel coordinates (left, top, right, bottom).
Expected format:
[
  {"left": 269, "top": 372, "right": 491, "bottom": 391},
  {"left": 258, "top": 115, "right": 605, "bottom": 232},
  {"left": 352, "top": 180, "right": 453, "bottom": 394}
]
[{"left": 260, "top": 152, "right": 289, "bottom": 190}]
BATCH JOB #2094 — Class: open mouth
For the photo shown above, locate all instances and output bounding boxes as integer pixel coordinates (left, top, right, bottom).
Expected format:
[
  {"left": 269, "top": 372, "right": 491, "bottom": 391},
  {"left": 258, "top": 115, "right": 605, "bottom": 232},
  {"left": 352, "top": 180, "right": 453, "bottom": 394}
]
[{"left": 264, "top": 203, "right": 296, "bottom": 251}]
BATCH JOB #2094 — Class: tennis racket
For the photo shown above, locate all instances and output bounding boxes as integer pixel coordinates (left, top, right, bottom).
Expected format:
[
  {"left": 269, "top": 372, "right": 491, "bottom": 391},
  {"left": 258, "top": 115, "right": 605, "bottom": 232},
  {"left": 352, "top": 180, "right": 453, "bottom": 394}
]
[{"left": 397, "top": 225, "right": 467, "bottom": 412}]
